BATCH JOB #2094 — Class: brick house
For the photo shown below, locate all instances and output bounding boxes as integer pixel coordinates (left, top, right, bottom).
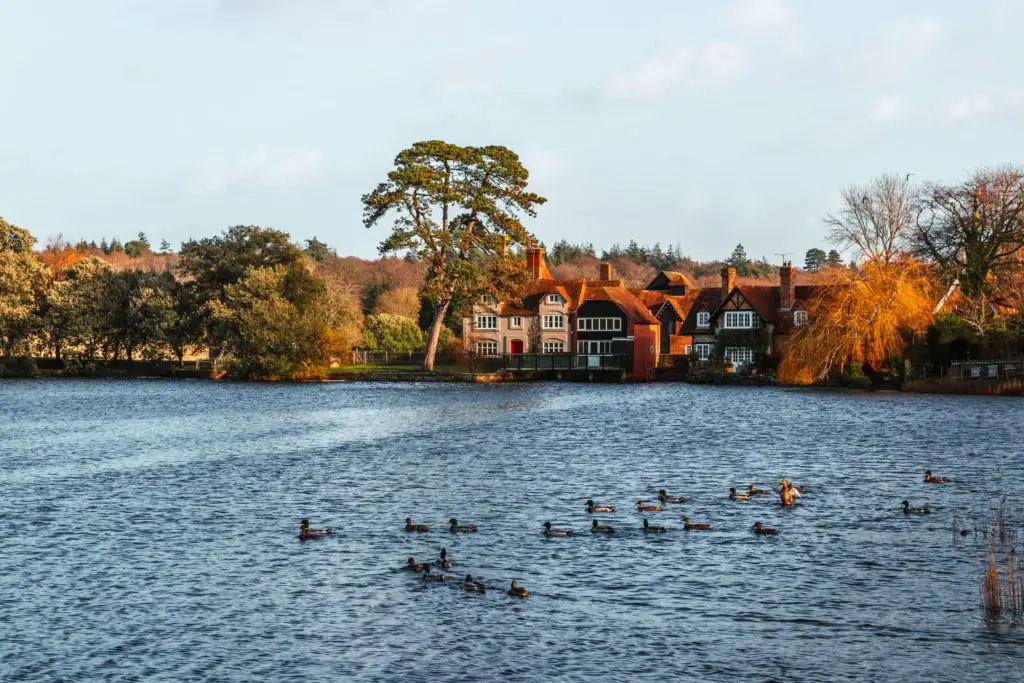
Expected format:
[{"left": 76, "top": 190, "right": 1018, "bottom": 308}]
[{"left": 462, "top": 246, "right": 660, "bottom": 379}]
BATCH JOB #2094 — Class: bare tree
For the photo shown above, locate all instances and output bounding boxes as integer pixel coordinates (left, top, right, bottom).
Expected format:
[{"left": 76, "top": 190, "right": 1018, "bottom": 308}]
[
  {"left": 824, "top": 173, "right": 918, "bottom": 264},
  {"left": 914, "top": 165, "right": 1024, "bottom": 296}
]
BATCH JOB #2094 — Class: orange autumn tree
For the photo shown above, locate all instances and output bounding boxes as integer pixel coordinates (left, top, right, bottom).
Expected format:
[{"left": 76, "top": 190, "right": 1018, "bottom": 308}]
[{"left": 778, "top": 259, "right": 937, "bottom": 384}]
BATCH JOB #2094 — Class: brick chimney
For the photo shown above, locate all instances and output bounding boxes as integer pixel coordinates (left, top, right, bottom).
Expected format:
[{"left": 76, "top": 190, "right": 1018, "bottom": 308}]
[
  {"left": 599, "top": 262, "right": 613, "bottom": 281},
  {"left": 779, "top": 261, "right": 796, "bottom": 311},
  {"left": 721, "top": 266, "right": 736, "bottom": 299},
  {"left": 525, "top": 245, "right": 546, "bottom": 280}
]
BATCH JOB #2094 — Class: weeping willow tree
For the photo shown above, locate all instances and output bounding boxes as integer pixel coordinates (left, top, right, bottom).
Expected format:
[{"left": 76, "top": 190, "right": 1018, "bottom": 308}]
[{"left": 778, "top": 259, "right": 937, "bottom": 384}]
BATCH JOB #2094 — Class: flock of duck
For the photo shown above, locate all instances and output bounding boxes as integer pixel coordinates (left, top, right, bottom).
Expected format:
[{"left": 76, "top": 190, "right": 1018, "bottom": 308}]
[{"left": 297, "top": 471, "right": 948, "bottom": 598}]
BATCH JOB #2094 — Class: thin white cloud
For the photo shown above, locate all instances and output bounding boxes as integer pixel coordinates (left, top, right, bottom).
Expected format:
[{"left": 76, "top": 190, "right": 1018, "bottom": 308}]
[
  {"left": 869, "top": 96, "right": 909, "bottom": 124},
  {"left": 947, "top": 96, "right": 993, "bottom": 122},
  {"left": 855, "top": 17, "right": 943, "bottom": 77},
  {"left": 217, "top": 0, "right": 441, "bottom": 20},
  {"left": 605, "top": 43, "right": 749, "bottom": 100},
  {"left": 185, "top": 149, "right": 326, "bottom": 197},
  {"left": 723, "top": 0, "right": 804, "bottom": 48}
]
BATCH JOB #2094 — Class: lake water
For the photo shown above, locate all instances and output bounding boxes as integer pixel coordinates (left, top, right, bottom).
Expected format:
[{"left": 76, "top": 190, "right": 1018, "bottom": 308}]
[{"left": 1, "top": 379, "right": 1022, "bottom": 682}]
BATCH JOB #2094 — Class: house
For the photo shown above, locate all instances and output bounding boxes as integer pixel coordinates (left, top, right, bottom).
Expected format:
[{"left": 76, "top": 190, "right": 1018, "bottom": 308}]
[
  {"left": 462, "top": 246, "right": 660, "bottom": 379},
  {"left": 677, "top": 263, "right": 821, "bottom": 369}
]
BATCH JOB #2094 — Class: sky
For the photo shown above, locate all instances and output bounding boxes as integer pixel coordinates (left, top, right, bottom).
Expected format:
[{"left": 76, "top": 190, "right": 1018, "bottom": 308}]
[{"left": 1, "top": 0, "right": 1022, "bottom": 262}]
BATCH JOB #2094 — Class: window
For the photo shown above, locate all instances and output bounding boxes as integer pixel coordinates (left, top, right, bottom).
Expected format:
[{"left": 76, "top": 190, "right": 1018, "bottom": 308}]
[
  {"left": 723, "top": 311, "right": 755, "bottom": 329},
  {"left": 475, "top": 340, "right": 499, "bottom": 356},
  {"left": 577, "top": 317, "right": 622, "bottom": 332},
  {"left": 793, "top": 310, "right": 808, "bottom": 327},
  {"left": 578, "top": 340, "right": 612, "bottom": 354},
  {"left": 547, "top": 294, "right": 563, "bottom": 304},
  {"left": 696, "top": 311, "right": 710, "bottom": 328},
  {"left": 475, "top": 315, "right": 497, "bottom": 330},
  {"left": 480, "top": 293, "right": 497, "bottom": 305},
  {"left": 542, "top": 340, "right": 564, "bottom": 353},
  {"left": 684, "top": 345, "right": 692, "bottom": 355},
  {"left": 543, "top": 314, "right": 564, "bottom": 329},
  {"left": 510, "top": 316, "right": 523, "bottom": 329},
  {"left": 724, "top": 347, "right": 754, "bottom": 367},
  {"left": 694, "top": 343, "right": 712, "bottom": 360}
]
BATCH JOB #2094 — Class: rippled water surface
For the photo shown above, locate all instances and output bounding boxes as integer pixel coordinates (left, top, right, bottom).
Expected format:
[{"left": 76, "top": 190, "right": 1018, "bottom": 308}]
[{"left": 2, "top": 379, "right": 1023, "bottom": 682}]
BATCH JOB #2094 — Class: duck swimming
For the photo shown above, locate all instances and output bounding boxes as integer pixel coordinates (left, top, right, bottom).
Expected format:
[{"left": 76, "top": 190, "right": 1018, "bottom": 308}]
[
  {"left": 422, "top": 565, "right": 445, "bottom": 582},
  {"left": 643, "top": 518, "right": 667, "bottom": 533},
  {"left": 464, "top": 575, "right": 486, "bottom": 593},
  {"left": 729, "top": 487, "right": 751, "bottom": 501},
  {"left": 437, "top": 548, "right": 451, "bottom": 569},
  {"left": 586, "top": 499, "right": 615, "bottom": 513},
  {"left": 752, "top": 522, "right": 779, "bottom": 536},
  {"left": 405, "top": 517, "right": 429, "bottom": 533},
  {"left": 682, "top": 516, "right": 712, "bottom": 531},
  {"left": 449, "top": 518, "right": 478, "bottom": 533},
  {"left": 637, "top": 500, "right": 664, "bottom": 512},
  {"left": 924, "top": 470, "right": 947, "bottom": 484},
  {"left": 508, "top": 580, "right": 529, "bottom": 598},
  {"left": 902, "top": 500, "right": 930, "bottom": 515},
  {"left": 543, "top": 521, "right": 573, "bottom": 537},
  {"left": 591, "top": 519, "right": 614, "bottom": 535},
  {"left": 298, "top": 519, "right": 331, "bottom": 540},
  {"left": 747, "top": 485, "right": 772, "bottom": 496},
  {"left": 404, "top": 557, "right": 425, "bottom": 572},
  {"left": 657, "top": 489, "right": 686, "bottom": 504}
]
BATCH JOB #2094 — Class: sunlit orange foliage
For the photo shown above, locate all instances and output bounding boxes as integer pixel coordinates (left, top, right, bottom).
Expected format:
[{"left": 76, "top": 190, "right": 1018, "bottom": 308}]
[
  {"left": 39, "top": 248, "right": 86, "bottom": 280},
  {"left": 778, "top": 259, "right": 937, "bottom": 384}
]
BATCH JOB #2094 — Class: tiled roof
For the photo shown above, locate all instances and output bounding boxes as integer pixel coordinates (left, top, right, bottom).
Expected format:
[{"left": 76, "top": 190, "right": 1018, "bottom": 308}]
[
  {"left": 679, "top": 289, "right": 723, "bottom": 334},
  {"left": 664, "top": 271, "right": 693, "bottom": 288}
]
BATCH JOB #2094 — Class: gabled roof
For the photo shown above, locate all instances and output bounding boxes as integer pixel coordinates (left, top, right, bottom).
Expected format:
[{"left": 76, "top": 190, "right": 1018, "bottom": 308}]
[
  {"left": 583, "top": 284, "right": 660, "bottom": 325},
  {"left": 645, "top": 270, "right": 693, "bottom": 292},
  {"left": 679, "top": 289, "right": 723, "bottom": 334}
]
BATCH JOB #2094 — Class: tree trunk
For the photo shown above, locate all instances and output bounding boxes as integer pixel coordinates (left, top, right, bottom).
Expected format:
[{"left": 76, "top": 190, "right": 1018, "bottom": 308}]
[{"left": 422, "top": 299, "right": 451, "bottom": 372}]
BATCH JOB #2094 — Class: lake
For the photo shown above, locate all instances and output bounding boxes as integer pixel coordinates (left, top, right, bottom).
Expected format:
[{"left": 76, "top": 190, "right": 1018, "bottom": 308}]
[{"left": 1, "top": 379, "right": 1022, "bottom": 682}]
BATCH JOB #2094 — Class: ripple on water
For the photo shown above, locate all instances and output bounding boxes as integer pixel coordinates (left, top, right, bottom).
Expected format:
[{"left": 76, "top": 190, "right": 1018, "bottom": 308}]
[{"left": 1, "top": 379, "right": 1023, "bottom": 682}]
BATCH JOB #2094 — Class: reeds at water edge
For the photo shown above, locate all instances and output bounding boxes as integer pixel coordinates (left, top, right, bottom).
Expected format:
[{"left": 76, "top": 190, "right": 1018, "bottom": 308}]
[{"left": 980, "top": 498, "right": 1024, "bottom": 619}]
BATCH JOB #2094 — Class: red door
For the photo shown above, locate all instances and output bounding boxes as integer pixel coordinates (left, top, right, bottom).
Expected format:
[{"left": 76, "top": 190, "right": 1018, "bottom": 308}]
[{"left": 510, "top": 339, "right": 524, "bottom": 354}]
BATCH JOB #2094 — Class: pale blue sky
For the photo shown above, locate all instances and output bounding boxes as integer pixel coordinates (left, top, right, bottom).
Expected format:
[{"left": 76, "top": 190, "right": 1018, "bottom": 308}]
[{"left": 1, "top": 0, "right": 1021, "bottom": 261}]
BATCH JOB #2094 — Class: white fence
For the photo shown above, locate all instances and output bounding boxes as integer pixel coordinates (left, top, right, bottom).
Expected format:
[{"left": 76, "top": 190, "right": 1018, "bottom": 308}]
[{"left": 948, "top": 358, "right": 1022, "bottom": 381}]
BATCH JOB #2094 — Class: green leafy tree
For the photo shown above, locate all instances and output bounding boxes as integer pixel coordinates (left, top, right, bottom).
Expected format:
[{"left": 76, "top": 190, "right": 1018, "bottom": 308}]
[
  {"left": 178, "top": 225, "right": 304, "bottom": 349},
  {"left": 124, "top": 232, "right": 151, "bottom": 258},
  {"left": 304, "top": 237, "right": 334, "bottom": 263},
  {"left": 210, "top": 263, "right": 330, "bottom": 379},
  {"left": 0, "top": 217, "right": 36, "bottom": 253},
  {"left": 804, "top": 248, "right": 827, "bottom": 272},
  {"left": 109, "top": 238, "right": 123, "bottom": 253},
  {"left": 103, "top": 270, "right": 177, "bottom": 360},
  {"left": 43, "top": 257, "right": 114, "bottom": 359},
  {"left": 826, "top": 249, "right": 843, "bottom": 267},
  {"left": 160, "top": 239, "right": 172, "bottom": 253},
  {"left": 362, "top": 140, "right": 545, "bottom": 371},
  {"left": 0, "top": 250, "right": 48, "bottom": 357},
  {"left": 363, "top": 313, "right": 424, "bottom": 353},
  {"left": 165, "top": 281, "right": 205, "bottom": 364}
]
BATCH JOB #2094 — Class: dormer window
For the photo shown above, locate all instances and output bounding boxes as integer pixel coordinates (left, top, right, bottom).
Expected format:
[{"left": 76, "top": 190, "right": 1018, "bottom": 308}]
[
  {"left": 547, "top": 293, "right": 563, "bottom": 305},
  {"left": 696, "top": 311, "right": 710, "bottom": 328},
  {"left": 480, "top": 293, "right": 498, "bottom": 306},
  {"left": 794, "top": 310, "right": 808, "bottom": 327}
]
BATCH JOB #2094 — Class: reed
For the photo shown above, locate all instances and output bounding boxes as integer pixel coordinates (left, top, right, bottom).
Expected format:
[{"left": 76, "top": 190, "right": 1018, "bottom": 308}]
[{"left": 980, "top": 498, "right": 1024, "bottom": 619}]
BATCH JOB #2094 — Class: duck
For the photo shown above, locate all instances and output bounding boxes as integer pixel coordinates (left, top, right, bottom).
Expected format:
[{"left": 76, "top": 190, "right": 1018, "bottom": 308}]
[
  {"left": 405, "top": 517, "right": 429, "bottom": 533},
  {"left": 543, "top": 521, "right": 573, "bottom": 537},
  {"left": 591, "top": 519, "right": 614, "bottom": 535},
  {"left": 403, "top": 556, "right": 425, "bottom": 572},
  {"left": 637, "top": 500, "right": 664, "bottom": 512},
  {"left": 657, "top": 489, "right": 686, "bottom": 504},
  {"left": 298, "top": 519, "right": 331, "bottom": 540},
  {"left": 747, "top": 485, "right": 772, "bottom": 496},
  {"left": 924, "top": 470, "right": 947, "bottom": 484},
  {"left": 752, "top": 522, "right": 779, "bottom": 536},
  {"left": 585, "top": 499, "right": 615, "bottom": 513},
  {"left": 464, "top": 575, "right": 486, "bottom": 593},
  {"left": 508, "top": 580, "right": 529, "bottom": 598},
  {"left": 729, "top": 487, "right": 751, "bottom": 501},
  {"left": 682, "top": 516, "right": 712, "bottom": 531},
  {"left": 422, "top": 565, "right": 445, "bottom": 582},
  {"left": 902, "top": 500, "right": 930, "bottom": 515},
  {"left": 449, "top": 518, "right": 478, "bottom": 533},
  {"left": 437, "top": 547, "right": 451, "bottom": 569},
  {"left": 643, "top": 518, "right": 667, "bottom": 533}
]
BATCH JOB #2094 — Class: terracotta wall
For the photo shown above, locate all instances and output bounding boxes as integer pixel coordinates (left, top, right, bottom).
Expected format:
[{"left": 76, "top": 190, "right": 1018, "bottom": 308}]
[{"left": 631, "top": 324, "right": 660, "bottom": 379}]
